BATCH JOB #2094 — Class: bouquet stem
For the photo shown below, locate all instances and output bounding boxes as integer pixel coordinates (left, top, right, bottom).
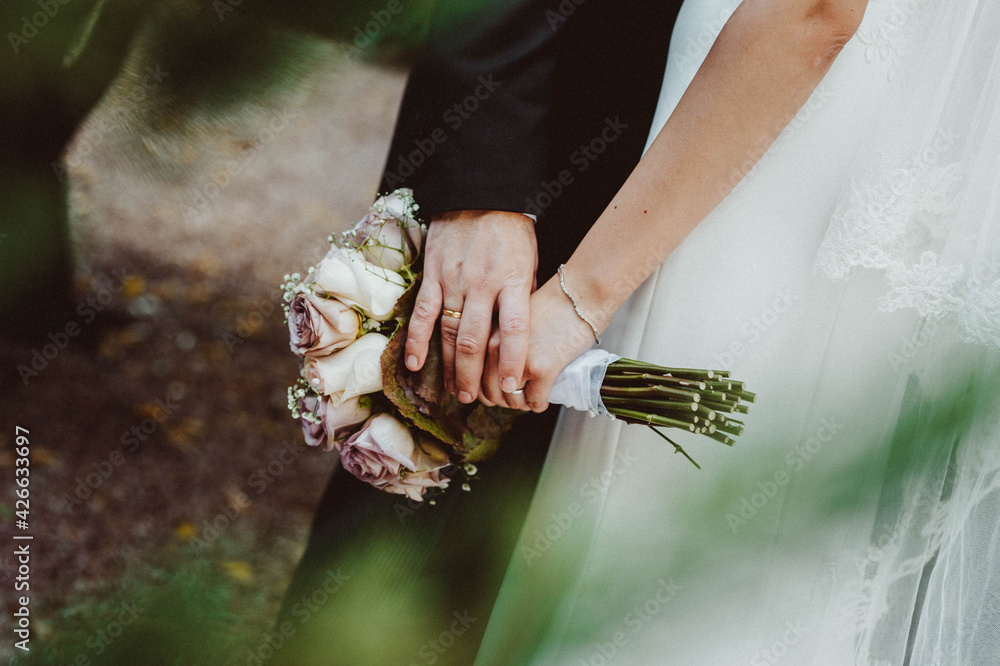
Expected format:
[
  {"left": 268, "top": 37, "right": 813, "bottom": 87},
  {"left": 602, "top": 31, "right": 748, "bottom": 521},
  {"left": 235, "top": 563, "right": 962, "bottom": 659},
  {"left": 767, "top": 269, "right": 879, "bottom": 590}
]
[{"left": 597, "top": 359, "right": 753, "bottom": 468}]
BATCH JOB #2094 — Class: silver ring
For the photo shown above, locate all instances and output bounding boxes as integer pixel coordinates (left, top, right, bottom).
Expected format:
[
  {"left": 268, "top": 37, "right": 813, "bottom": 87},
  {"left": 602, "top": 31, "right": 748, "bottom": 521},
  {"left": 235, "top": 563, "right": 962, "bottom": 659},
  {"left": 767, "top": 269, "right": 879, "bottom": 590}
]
[{"left": 504, "top": 388, "right": 525, "bottom": 395}]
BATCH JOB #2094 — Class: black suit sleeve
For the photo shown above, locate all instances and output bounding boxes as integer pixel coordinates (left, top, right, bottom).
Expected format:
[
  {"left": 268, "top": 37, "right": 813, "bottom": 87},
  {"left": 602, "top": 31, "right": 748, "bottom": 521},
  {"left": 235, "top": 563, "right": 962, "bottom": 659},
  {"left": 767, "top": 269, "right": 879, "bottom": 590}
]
[{"left": 379, "top": 0, "right": 560, "bottom": 218}]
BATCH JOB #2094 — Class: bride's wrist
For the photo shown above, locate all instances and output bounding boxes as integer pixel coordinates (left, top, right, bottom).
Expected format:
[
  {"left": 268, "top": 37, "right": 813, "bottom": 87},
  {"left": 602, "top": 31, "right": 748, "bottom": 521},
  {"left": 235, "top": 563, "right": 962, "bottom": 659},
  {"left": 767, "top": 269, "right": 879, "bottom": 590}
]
[{"left": 555, "top": 262, "right": 618, "bottom": 340}]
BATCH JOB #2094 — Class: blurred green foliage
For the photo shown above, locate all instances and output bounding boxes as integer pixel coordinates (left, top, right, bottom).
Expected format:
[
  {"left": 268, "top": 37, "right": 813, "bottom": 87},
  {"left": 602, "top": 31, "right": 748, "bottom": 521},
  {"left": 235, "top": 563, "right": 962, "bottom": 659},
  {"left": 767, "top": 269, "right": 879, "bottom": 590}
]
[
  {"left": 12, "top": 471, "right": 536, "bottom": 666},
  {"left": 0, "top": 0, "right": 442, "bottom": 338}
]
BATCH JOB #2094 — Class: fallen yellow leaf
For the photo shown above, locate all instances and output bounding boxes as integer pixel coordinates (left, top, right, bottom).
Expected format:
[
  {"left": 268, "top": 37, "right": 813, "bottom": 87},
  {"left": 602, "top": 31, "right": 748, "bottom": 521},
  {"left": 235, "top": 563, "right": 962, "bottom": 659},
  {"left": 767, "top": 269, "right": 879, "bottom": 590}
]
[
  {"left": 174, "top": 522, "right": 198, "bottom": 541},
  {"left": 123, "top": 275, "right": 146, "bottom": 297},
  {"left": 220, "top": 560, "right": 254, "bottom": 583}
]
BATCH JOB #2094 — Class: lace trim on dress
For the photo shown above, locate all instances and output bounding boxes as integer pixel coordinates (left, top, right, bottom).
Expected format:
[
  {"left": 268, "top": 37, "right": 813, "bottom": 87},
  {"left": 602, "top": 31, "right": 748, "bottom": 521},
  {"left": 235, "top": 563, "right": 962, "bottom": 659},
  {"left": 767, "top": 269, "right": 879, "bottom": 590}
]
[
  {"left": 855, "top": 0, "right": 930, "bottom": 70},
  {"left": 814, "top": 145, "right": 1000, "bottom": 348}
]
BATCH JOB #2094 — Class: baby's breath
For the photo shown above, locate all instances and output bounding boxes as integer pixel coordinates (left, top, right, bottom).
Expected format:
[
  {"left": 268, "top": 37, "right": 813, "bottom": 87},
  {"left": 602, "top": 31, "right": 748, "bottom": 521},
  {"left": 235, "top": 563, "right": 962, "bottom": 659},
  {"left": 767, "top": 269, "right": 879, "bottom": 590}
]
[
  {"left": 279, "top": 272, "right": 305, "bottom": 317},
  {"left": 286, "top": 378, "right": 314, "bottom": 419}
]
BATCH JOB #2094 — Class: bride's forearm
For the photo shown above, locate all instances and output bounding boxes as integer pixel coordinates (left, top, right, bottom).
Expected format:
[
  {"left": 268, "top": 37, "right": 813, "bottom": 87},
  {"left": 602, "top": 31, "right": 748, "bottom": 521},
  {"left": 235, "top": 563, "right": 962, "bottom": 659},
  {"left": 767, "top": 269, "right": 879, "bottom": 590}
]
[{"left": 562, "top": 0, "right": 868, "bottom": 329}]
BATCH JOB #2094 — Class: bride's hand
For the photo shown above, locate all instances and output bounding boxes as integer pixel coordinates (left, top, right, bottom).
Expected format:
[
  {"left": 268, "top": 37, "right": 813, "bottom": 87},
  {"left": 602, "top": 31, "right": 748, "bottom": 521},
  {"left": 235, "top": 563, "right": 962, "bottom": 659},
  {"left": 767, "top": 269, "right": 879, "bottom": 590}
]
[{"left": 480, "top": 271, "right": 604, "bottom": 412}]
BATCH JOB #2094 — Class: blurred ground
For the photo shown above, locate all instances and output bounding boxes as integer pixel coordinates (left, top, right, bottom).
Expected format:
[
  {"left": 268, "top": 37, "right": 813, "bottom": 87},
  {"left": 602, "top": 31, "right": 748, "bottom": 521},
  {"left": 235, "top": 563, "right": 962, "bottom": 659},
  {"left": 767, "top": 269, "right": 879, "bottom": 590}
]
[
  {"left": 0, "top": 35, "right": 408, "bottom": 664},
  {"left": 68, "top": 35, "right": 406, "bottom": 287}
]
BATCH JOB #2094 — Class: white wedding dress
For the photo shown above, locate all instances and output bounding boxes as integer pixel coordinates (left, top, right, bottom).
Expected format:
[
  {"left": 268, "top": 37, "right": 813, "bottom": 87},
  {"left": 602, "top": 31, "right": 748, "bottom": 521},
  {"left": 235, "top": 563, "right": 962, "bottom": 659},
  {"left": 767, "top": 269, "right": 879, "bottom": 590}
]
[{"left": 476, "top": 1, "right": 1000, "bottom": 664}]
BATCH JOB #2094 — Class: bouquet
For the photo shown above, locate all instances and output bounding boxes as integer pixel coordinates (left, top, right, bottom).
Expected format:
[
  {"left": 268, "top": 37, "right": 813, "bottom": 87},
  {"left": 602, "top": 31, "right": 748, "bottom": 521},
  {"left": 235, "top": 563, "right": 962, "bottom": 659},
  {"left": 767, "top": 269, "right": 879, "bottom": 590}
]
[{"left": 282, "top": 190, "right": 754, "bottom": 501}]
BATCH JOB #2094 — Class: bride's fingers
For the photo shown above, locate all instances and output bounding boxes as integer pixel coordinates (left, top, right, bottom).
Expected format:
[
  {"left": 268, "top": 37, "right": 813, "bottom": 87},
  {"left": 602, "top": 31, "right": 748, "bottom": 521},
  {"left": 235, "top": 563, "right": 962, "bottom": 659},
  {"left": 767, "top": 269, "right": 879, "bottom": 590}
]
[
  {"left": 481, "top": 331, "right": 529, "bottom": 410},
  {"left": 524, "top": 371, "right": 554, "bottom": 413},
  {"left": 504, "top": 384, "right": 531, "bottom": 411},
  {"left": 496, "top": 284, "right": 530, "bottom": 395}
]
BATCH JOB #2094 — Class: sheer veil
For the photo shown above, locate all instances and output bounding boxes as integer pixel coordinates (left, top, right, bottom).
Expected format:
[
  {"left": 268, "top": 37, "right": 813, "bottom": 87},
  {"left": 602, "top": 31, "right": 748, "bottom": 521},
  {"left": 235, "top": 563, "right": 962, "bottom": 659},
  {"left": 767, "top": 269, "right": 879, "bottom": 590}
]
[
  {"left": 811, "top": 1, "right": 1000, "bottom": 661},
  {"left": 476, "top": 1, "right": 1000, "bottom": 664}
]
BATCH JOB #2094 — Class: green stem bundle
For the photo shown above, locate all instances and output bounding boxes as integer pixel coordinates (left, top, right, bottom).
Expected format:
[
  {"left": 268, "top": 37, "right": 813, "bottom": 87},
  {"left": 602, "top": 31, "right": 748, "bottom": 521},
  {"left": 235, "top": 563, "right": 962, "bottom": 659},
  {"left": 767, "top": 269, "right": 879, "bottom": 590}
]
[{"left": 601, "top": 360, "right": 755, "bottom": 468}]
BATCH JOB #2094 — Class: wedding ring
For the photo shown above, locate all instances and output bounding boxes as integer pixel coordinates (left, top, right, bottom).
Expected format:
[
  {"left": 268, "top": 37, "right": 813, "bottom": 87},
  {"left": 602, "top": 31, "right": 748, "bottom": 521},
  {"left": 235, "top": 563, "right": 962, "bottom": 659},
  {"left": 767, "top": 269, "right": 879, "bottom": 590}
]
[
  {"left": 503, "top": 387, "right": 525, "bottom": 395},
  {"left": 442, "top": 308, "right": 463, "bottom": 320}
]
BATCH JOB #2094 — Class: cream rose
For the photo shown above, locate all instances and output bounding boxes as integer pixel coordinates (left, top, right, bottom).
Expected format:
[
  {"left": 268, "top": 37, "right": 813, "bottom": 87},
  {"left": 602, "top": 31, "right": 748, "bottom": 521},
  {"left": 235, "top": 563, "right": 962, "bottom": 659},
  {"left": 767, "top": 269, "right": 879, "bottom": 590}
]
[
  {"left": 351, "top": 191, "right": 425, "bottom": 271},
  {"left": 338, "top": 413, "right": 451, "bottom": 501},
  {"left": 302, "top": 332, "right": 389, "bottom": 405},
  {"left": 312, "top": 246, "right": 406, "bottom": 322}
]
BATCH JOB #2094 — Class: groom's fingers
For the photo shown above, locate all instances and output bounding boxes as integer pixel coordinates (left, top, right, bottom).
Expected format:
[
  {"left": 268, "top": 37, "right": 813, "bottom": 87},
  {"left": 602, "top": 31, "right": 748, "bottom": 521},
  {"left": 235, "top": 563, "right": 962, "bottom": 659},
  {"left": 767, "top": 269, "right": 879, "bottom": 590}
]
[
  {"left": 452, "top": 295, "right": 492, "bottom": 403},
  {"left": 496, "top": 284, "right": 530, "bottom": 396},
  {"left": 405, "top": 278, "right": 442, "bottom": 371}
]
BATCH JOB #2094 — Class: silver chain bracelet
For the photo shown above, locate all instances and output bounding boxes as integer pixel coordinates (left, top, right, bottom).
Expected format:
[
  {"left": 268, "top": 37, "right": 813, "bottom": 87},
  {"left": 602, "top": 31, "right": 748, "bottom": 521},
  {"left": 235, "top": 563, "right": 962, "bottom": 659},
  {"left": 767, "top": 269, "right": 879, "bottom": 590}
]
[{"left": 557, "top": 264, "right": 601, "bottom": 345}]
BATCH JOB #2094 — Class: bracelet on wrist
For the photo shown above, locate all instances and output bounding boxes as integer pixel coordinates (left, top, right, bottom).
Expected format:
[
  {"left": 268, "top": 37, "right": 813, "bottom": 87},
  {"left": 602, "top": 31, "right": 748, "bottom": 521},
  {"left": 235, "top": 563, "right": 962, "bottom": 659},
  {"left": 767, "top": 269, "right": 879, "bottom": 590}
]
[{"left": 557, "top": 264, "right": 601, "bottom": 345}]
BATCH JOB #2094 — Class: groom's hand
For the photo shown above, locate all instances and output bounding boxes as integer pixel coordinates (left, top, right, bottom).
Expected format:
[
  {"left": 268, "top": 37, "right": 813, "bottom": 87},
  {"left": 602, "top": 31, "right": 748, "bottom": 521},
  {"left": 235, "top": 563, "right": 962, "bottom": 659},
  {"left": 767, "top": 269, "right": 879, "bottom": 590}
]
[{"left": 405, "top": 210, "right": 537, "bottom": 404}]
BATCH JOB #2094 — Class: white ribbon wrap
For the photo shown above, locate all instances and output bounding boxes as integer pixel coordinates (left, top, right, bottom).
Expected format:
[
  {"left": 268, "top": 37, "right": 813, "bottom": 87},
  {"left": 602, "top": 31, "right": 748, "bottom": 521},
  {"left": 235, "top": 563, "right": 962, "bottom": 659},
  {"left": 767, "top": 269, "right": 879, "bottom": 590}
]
[{"left": 548, "top": 349, "right": 621, "bottom": 416}]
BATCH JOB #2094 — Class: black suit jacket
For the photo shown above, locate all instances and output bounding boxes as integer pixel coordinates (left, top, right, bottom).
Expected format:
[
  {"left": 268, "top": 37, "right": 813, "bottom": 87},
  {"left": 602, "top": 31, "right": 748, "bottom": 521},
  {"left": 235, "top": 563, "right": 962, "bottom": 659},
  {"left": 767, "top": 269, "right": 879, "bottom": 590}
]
[
  {"left": 381, "top": 0, "right": 681, "bottom": 279},
  {"left": 275, "top": 3, "right": 681, "bottom": 663}
]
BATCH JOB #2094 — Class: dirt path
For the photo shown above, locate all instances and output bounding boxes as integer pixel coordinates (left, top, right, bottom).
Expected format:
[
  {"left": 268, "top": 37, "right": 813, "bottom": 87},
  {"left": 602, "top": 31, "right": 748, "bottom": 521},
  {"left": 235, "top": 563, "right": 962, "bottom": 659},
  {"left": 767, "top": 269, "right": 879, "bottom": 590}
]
[{"left": 1, "top": 38, "right": 408, "bottom": 663}]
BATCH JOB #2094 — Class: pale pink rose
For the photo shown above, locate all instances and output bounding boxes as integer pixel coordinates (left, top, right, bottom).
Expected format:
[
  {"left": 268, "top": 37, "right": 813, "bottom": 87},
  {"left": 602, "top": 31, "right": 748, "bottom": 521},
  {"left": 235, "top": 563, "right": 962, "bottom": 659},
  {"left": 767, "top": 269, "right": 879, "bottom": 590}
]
[
  {"left": 350, "top": 191, "right": 425, "bottom": 271},
  {"left": 287, "top": 291, "right": 361, "bottom": 357},
  {"left": 338, "top": 414, "right": 451, "bottom": 501},
  {"left": 302, "top": 332, "right": 389, "bottom": 404},
  {"left": 298, "top": 395, "right": 372, "bottom": 451},
  {"left": 298, "top": 394, "right": 328, "bottom": 449},
  {"left": 324, "top": 396, "right": 372, "bottom": 446},
  {"left": 313, "top": 246, "right": 405, "bottom": 322}
]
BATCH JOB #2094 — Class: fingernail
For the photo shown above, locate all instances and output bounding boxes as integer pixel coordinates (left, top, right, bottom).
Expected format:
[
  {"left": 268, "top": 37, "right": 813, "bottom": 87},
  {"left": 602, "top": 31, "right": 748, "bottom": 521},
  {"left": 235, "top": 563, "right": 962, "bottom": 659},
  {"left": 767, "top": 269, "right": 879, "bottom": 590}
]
[
  {"left": 458, "top": 391, "right": 473, "bottom": 403},
  {"left": 406, "top": 354, "right": 418, "bottom": 370},
  {"left": 501, "top": 376, "right": 517, "bottom": 392}
]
